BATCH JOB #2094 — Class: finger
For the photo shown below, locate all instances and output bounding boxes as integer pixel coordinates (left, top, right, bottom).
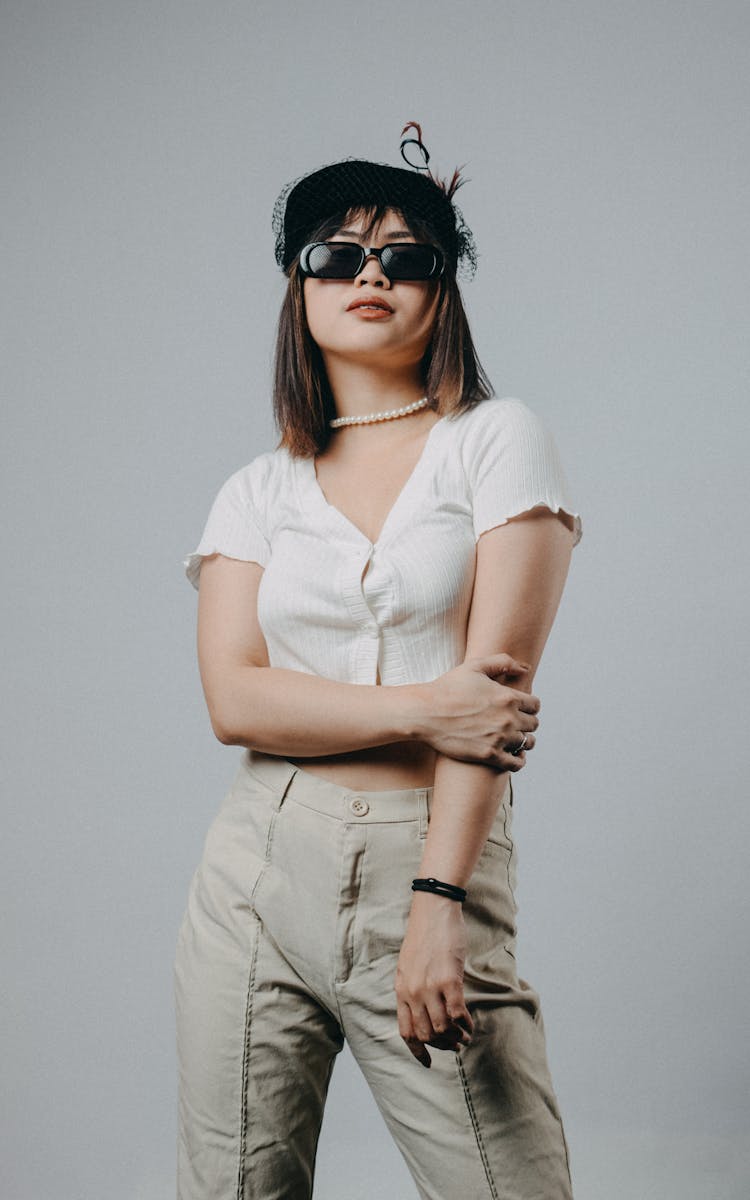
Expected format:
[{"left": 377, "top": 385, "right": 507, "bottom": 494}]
[
  {"left": 405, "top": 1036, "right": 431, "bottom": 1067},
  {"left": 396, "top": 997, "right": 416, "bottom": 1043},
  {"left": 451, "top": 1008, "right": 472, "bottom": 1036},
  {"left": 509, "top": 729, "right": 536, "bottom": 750},
  {"left": 499, "top": 655, "right": 532, "bottom": 671},
  {"left": 503, "top": 727, "right": 535, "bottom": 756},
  {"left": 410, "top": 1001, "right": 435, "bottom": 1045},
  {"left": 425, "top": 997, "right": 451, "bottom": 1042},
  {"left": 424, "top": 998, "right": 473, "bottom": 1050},
  {"left": 482, "top": 654, "right": 532, "bottom": 677},
  {"left": 428, "top": 1026, "right": 468, "bottom": 1052},
  {"left": 444, "top": 993, "right": 474, "bottom": 1042},
  {"left": 397, "top": 998, "right": 433, "bottom": 1068},
  {"left": 437, "top": 1021, "right": 472, "bottom": 1050},
  {"left": 443, "top": 984, "right": 472, "bottom": 1029},
  {"left": 497, "top": 749, "right": 526, "bottom": 772},
  {"left": 515, "top": 692, "right": 541, "bottom": 715}
]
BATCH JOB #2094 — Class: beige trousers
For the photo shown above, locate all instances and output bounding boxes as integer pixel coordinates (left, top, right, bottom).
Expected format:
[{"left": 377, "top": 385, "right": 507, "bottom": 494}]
[{"left": 173, "top": 748, "right": 573, "bottom": 1199}]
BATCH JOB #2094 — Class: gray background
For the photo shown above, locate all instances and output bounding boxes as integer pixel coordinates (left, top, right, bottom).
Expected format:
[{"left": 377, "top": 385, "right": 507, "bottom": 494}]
[{"left": 2, "top": 2, "right": 748, "bottom": 1197}]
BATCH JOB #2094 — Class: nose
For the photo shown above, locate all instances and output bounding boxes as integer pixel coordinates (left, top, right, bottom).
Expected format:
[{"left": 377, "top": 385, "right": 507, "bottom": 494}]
[{"left": 354, "top": 249, "right": 391, "bottom": 289}]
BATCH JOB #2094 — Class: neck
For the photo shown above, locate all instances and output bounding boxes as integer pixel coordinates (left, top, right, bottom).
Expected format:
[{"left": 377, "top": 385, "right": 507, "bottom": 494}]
[{"left": 321, "top": 355, "right": 426, "bottom": 422}]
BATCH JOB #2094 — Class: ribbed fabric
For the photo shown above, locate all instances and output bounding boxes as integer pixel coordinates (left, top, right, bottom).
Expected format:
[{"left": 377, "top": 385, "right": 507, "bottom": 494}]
[{"left": 184, "top": 397, "right": 582, "bottom": 686}]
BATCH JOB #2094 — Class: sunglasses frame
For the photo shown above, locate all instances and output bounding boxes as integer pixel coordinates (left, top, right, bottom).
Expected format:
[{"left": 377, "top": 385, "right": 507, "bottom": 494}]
[{"left": 298, "top": 240, "right": 445, "bottom": 281}]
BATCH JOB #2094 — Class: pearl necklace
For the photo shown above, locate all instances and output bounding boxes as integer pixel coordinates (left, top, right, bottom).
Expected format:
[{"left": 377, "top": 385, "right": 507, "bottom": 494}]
[{"left": 329, "top": 397, "right": 431, "bottom": 428}]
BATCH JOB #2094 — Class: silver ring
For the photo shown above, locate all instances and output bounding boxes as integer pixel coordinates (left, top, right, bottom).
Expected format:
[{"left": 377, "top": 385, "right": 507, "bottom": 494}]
[{"left": 511, "top": 733, "right": 528, "bottom": 755}]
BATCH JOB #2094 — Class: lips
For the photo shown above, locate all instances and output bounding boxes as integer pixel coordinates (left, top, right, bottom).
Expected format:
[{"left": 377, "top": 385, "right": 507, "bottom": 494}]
[{"left": 346, "top": 296, "right": 394, "bottom": 313}]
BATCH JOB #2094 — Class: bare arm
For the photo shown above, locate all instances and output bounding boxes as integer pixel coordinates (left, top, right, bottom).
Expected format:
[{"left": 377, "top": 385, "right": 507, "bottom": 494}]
[
  {"left": 413, "top": 508, "right": 576, "bottom": 890},
  {"left": 395, "top": 507, "right": 576, "bottom": 1064},
  {"left": 195, "top": 550, "right": 543, "bottom": 765},
  {"left": 195, "top": 552, "right": 425, "bottom": 754}
]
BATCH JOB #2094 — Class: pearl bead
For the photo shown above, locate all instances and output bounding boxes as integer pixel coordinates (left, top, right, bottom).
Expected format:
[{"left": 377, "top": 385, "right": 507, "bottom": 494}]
[{"left": 329, "top": 397, "right": 430, "bottom": 428}]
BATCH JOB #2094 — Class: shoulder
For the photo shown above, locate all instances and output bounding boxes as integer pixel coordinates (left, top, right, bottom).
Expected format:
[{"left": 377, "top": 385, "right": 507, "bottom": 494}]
[
  {"left": 457, "top": 395, "right": 548, "bottom": 435},
  {"left": 220, "top": 447, "right": 278, "bottom": 494},
  {"left": 212, "top": 448, "right": 284, "bottom": 516},
  {"left": 456, "top": 397, "right": 559, "bottom": 467},
  {"left": 456, "top": 397, "right": 582, "bottom": 545}
]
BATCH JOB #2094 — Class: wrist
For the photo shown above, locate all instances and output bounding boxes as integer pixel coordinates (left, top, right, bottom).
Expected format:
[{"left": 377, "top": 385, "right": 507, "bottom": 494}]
[
  {"left": 400, "top": 681, "right": 433, "bottom": 742},
  {"left": 409, "top": 881, "right": 466, "bottom": 909},
  {"left": 410, "top": 888, "right": 459, "bottom": 905},
  {"left": 408, "top": 892, "right": 463, "bottom": 924}
]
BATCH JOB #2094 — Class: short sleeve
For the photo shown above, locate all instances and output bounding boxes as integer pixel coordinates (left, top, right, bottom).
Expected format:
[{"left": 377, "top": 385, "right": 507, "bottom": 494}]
[
  {"left": 466, "top": 398, "right": 582, "bottom": 546},
  {"left": 183, "top": 461, "right": 272, "bottom": 590}
]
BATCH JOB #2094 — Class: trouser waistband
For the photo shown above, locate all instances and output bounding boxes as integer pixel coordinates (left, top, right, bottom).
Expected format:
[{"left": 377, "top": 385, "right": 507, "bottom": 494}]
[{"left": 242, "top": 748, "right": 434, "bottom": 825}]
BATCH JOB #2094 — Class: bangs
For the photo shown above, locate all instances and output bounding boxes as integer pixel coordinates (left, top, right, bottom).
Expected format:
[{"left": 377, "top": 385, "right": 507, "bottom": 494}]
[{"left": 306, "top": 204, "right": 444, "bottom": 251}]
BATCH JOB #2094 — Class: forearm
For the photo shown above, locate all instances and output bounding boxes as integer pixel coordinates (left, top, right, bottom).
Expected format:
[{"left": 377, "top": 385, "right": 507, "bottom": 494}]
[
  {"left": 413, "top": 751, "right": 510, "bottom": 892},
  {"left": 413, "top": 512, "right": 574, "bottom": 895},
  {"left": 210, "top": 664, "right": 429, "bottom": 756}
]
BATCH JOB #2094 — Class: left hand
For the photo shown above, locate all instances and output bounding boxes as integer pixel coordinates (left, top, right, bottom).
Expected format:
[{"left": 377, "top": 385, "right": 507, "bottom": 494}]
[{"left": 394, "top": 892, "right": 475, "bottom": 1067}]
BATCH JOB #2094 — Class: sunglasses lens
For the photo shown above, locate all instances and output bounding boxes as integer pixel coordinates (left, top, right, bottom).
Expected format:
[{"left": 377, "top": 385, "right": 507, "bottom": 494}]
[
  {"left": 381, "top": 244, "right": 440, "bottom": 279},
  {"left": 303, "top": 243, "right": 363, "bottom": 278},
  {"left": 300, "top": 242, "right": 443, "bottom": 280}
]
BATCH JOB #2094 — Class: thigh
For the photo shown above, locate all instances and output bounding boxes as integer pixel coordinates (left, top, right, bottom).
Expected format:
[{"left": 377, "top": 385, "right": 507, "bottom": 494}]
[{"left": 173, "top": 764, "right": 345, "bottom": 1200}]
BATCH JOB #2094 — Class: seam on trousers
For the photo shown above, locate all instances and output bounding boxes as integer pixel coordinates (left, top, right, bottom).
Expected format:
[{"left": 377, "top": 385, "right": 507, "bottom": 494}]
[
  {"left": 249, "top": 803, "right": 282, "bottom": 904},
  {"left": 237, "top": 914, "right": 261, "bottom": 1200},
  {"left": 501, "top": 806, "right": 517, "bottom": 910},
  {"left": 455, "top": 1051, "right": 499, "bottom": 1199},
  {"left": 556, "top": 1107, "right": 574, "bottom": 1192}
]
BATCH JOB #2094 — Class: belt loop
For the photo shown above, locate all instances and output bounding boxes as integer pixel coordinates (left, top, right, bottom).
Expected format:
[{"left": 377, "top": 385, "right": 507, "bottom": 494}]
[{"left": 417, "top": 789, "right": 429, "bottom": 837}]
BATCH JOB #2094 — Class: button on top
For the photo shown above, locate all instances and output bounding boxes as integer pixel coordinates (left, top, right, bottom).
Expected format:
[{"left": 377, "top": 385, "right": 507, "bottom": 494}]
[{"left": 349, "top": 796, "right": 370, "bottom": 816}]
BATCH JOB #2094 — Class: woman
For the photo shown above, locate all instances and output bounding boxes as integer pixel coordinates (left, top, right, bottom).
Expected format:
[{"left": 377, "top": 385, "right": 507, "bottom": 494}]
[{"left": 175, "top": 123, "right": 583, "bottom": 1200}]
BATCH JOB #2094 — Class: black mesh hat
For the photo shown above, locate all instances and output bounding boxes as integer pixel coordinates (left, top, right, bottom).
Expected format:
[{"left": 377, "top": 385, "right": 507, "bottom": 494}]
[{"left": 272, "top": 122, "right": 478, "bottom": 279}]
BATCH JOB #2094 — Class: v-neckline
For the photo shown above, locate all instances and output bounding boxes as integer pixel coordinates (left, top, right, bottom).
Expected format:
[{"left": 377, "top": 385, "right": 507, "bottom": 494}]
[{"left": 301, "top": 415, "right": 448, "bottom": 549}]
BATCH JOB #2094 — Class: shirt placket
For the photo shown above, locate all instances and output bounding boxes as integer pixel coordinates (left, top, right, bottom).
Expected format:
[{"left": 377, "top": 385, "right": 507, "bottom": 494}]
[{"left": 339, "top": 543, "right": 384, "bottom": 684}]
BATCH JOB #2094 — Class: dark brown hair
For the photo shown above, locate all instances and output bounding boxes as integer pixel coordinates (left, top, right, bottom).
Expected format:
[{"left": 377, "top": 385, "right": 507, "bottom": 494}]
[{"left": 272, "top": 204, "right": 494, "bottom": 457}]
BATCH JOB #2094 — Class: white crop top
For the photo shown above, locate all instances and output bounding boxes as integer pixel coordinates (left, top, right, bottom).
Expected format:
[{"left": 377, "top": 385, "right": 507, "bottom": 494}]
[{"left": 184, "top": 397, "right": 582, "bottom": 686}]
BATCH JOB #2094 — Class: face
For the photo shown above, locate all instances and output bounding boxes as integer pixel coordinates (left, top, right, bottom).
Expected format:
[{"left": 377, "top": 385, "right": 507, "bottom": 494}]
[{"left": 301, "top": 208, "right": 442, "bottom": 371}]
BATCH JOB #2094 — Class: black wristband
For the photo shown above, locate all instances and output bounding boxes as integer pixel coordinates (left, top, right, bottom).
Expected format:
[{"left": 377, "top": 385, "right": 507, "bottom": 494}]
[{"left": 411, "top": 876, "right": 467, "bottom": 903}]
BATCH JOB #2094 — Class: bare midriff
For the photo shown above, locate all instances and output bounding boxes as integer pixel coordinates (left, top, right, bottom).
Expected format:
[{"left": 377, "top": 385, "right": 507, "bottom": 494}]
[
  {"left": 284, "top": 656, "right": 439, "bottom": 790},
  {"left": 286, "top": 738, "right": 438, "bottom": 792},
  {"left": 247, "top": 632, "right": 439, "bottom": 788}
]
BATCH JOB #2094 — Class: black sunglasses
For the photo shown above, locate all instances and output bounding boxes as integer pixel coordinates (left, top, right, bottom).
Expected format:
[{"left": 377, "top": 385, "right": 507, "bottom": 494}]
[{"left": 298, "top": 241, "right": 445, "bottom": 281}]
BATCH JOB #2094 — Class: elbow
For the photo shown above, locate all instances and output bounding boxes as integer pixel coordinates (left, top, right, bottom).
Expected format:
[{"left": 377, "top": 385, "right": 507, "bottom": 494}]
[
  {"left": 211, "top": 715, "right": 257, "bottom": 748},
  {"left": 208, "top": 695, "right": 265, "bottom": 750},
  {"left": 202, "top": 686, "right": 235, "bottom": 739},
  {"left": 201, "top": 681, "right": 240, "bottom": 734},
  {"left": 201, "top": 663, "right": 264, "bottom": 747},
  {"left": 207, "top": 704, "right": 238, "bottom": 744},
  {"left": 212, "top": 717, "right": 239, "bottom": 746}
]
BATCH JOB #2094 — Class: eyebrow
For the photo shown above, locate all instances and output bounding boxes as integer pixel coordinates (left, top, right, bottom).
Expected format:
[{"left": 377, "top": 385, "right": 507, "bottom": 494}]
[{"left": 334, "top": 229, "right": 415, "bottom": 239}]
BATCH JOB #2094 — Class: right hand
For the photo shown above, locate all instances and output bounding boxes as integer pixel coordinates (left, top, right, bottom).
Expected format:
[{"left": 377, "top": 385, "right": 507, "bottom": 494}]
[{"left": 419, "top": 654, "right": 540, "bottom": 771}]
